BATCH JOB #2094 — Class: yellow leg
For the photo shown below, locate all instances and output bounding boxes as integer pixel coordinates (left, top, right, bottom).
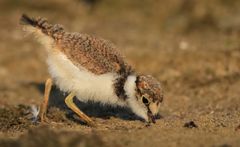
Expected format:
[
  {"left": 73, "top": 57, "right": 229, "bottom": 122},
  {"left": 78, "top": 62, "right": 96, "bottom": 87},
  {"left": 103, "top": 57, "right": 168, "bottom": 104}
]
[
  {"left": 65, "top": 92, "right": 95, "bottom": 127},
  {"left": 39, "top": 78, "right": 52, "bottom": 122}
]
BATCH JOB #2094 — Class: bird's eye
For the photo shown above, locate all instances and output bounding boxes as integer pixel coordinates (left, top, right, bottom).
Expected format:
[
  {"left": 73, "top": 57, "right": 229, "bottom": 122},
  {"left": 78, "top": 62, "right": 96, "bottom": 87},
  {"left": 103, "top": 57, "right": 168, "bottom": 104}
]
[{"left": 142, "top": 96, "right": 149, "bottom": 104}]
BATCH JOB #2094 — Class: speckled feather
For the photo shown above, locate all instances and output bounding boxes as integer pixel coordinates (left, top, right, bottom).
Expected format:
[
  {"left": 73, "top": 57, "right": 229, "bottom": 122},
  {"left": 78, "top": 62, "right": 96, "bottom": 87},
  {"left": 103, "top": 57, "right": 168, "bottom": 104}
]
[
  {"left": 25, "top": 16, "right": 134, "bottom": 76},
  {"left": 21, "top": 14, "right": 134, "bottom": 99},
  {"left": 136, "top": 75, "right": 163, "bottom": 103}
]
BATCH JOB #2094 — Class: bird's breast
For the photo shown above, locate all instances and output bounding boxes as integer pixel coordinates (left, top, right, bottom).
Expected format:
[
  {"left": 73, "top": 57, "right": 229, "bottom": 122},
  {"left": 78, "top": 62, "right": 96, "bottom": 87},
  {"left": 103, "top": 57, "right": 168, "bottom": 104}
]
[{"left": 46, "top": 52, "right": 126, "bottom": 106}]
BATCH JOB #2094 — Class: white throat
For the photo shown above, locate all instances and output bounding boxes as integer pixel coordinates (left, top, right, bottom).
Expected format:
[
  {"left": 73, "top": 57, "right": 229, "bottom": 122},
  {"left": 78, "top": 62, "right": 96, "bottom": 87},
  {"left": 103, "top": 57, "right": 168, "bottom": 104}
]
[
  {"left": 124, "top": 75, "right": 137, "bottom": 99},
  {"left": 124, "top": 75, "right": 148, "bottom": 121}
]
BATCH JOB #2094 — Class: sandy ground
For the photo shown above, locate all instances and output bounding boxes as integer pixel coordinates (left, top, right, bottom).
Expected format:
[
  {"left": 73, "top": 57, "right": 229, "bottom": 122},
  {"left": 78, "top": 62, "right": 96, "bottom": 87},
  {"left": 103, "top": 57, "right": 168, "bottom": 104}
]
[{"left": 0, "top": 0, "right": 240, "bottom": 147}]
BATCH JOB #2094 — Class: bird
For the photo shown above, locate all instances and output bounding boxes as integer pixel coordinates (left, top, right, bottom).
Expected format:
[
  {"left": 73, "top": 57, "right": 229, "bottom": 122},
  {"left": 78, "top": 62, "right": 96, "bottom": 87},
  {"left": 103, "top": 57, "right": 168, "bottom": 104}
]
[{"left": 20, "top": 14, "right": 164, "bottom": 126}]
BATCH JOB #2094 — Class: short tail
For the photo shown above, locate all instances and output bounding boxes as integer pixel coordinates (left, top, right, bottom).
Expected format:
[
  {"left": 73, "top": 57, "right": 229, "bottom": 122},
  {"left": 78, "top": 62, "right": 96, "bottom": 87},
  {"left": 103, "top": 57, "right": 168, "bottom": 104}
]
[
  {"left": 20, "top": 14, "right": 64, "bottom": 40},
  {"left": 20, "top": 14, "right": 38, "bottom": 27}
]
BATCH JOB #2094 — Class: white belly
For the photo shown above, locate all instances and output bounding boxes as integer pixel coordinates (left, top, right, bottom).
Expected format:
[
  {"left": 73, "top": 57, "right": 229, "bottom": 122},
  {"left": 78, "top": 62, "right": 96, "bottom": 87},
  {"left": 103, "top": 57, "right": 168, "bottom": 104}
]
[{"left": 46, "top": 52, "right": 126, "bottom": 106}]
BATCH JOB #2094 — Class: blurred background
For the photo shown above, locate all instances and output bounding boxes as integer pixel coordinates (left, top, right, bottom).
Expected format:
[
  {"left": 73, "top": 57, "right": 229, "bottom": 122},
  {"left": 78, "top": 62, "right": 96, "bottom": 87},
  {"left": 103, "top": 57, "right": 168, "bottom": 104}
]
[{"left": 0, "top": 0, "right": 240, "bottom": 147}]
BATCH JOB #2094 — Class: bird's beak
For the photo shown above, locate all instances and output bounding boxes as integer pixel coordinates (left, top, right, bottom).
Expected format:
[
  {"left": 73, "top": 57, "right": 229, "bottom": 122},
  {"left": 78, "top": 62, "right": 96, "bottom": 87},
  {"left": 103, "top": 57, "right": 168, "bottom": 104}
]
[
  {"left": 147, "top": 110, "right": 156, "bottom": 123},
  {"left": 147, "top": 102, "right": 161, "bottom": 123}
]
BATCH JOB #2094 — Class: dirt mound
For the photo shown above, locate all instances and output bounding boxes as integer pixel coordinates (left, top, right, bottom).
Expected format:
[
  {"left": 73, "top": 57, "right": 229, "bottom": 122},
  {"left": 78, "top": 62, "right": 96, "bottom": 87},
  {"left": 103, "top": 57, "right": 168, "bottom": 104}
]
[
  {"left": 0, "top": 105, "right": 33, "bottom": 132},
  {"left": 0, "top": 126, "right": 107, "bottom": 147}
]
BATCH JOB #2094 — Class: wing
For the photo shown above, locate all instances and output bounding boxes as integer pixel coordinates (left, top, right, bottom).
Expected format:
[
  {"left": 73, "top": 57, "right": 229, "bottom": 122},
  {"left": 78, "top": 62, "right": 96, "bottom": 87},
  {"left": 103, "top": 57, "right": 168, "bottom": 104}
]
[{"left": 58, "top": 32, "right": 133, "bottom": 75}]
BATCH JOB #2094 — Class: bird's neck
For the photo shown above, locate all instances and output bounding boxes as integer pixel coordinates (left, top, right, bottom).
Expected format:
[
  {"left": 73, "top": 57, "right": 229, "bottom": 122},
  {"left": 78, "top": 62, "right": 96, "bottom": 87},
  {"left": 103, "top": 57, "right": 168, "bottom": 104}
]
[
  {"left": 124, "top": 75, "right": 137, "bottom": 100},
  {"left": 123, "top": 75, "right": 149, "bottom": 121}
]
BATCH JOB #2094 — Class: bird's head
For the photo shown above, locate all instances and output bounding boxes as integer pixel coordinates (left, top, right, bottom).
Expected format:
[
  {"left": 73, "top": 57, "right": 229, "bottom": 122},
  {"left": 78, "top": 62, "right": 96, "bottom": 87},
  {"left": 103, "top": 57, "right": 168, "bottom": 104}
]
[{"left": 127, "top": 75, "right": 163, "bottom": 124}]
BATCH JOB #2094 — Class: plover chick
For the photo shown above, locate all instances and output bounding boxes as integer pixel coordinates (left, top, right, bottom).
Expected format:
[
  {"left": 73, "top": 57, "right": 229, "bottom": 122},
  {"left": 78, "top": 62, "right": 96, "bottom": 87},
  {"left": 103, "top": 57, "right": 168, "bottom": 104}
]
[{"left": 20, "top": 14, "right": 164, "bottom": 126}]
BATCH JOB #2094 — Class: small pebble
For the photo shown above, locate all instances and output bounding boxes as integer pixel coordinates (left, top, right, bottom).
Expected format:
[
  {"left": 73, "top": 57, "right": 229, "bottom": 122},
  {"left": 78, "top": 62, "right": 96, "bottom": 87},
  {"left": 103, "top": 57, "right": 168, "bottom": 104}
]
[
  {"left": 218, "top": 144, "right": 232, "bottom": 147},
  {"left": 183, "top": 121, "right": 198, "bottom": 128},
  {"left": 235, "top": 125, "right": 240, "bottom": 131}
]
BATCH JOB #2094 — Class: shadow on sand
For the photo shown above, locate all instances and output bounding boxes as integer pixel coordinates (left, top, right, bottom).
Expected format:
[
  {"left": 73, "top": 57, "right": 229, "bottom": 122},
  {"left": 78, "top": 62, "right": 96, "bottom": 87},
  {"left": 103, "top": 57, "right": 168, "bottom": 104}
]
[{"left": 29, "top": 82, "right": 144, "bottom": 124}]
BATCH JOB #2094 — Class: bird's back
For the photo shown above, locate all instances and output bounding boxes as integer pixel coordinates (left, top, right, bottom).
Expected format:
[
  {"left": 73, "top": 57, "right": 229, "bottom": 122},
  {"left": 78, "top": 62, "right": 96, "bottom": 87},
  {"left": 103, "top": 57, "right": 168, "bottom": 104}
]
[
  {"left": 58, "top": 32, "right": 131, "bottom": 75},
  {"left": 20, "top": 14, "right": 135, "bottom": 99},
  {"left": 20, "top": 14, "right": 133, "bottom": 75}
]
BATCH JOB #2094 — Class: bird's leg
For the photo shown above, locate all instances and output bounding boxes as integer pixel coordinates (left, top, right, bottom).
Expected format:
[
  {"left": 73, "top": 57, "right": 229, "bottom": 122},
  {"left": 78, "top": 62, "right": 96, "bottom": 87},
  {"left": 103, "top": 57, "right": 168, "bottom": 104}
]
[
  {"left": 65, "top": 92, "right": 95, "bottom": 127},
  {"left": 39, "top": 78, "right": 52, "bottom": 122}
]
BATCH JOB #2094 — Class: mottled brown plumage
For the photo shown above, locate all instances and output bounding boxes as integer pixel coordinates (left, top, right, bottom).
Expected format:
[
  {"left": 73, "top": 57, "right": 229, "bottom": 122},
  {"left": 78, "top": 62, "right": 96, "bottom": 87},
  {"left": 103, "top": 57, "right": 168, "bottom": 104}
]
[
  {"left": 58, "top": 32, "right": 134, "bottom": 99},
  {"left": 21, "top": 14, "right": 135, "bottom": 99},
  {"left": 21, "top": 14, "right": 133, "bottom": 76},
  {"left": 136, "top": 75, "right": 163, "bottom": 103},
  {"left": 60, "top": 33, "right": 133, "bottom": 75}
]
